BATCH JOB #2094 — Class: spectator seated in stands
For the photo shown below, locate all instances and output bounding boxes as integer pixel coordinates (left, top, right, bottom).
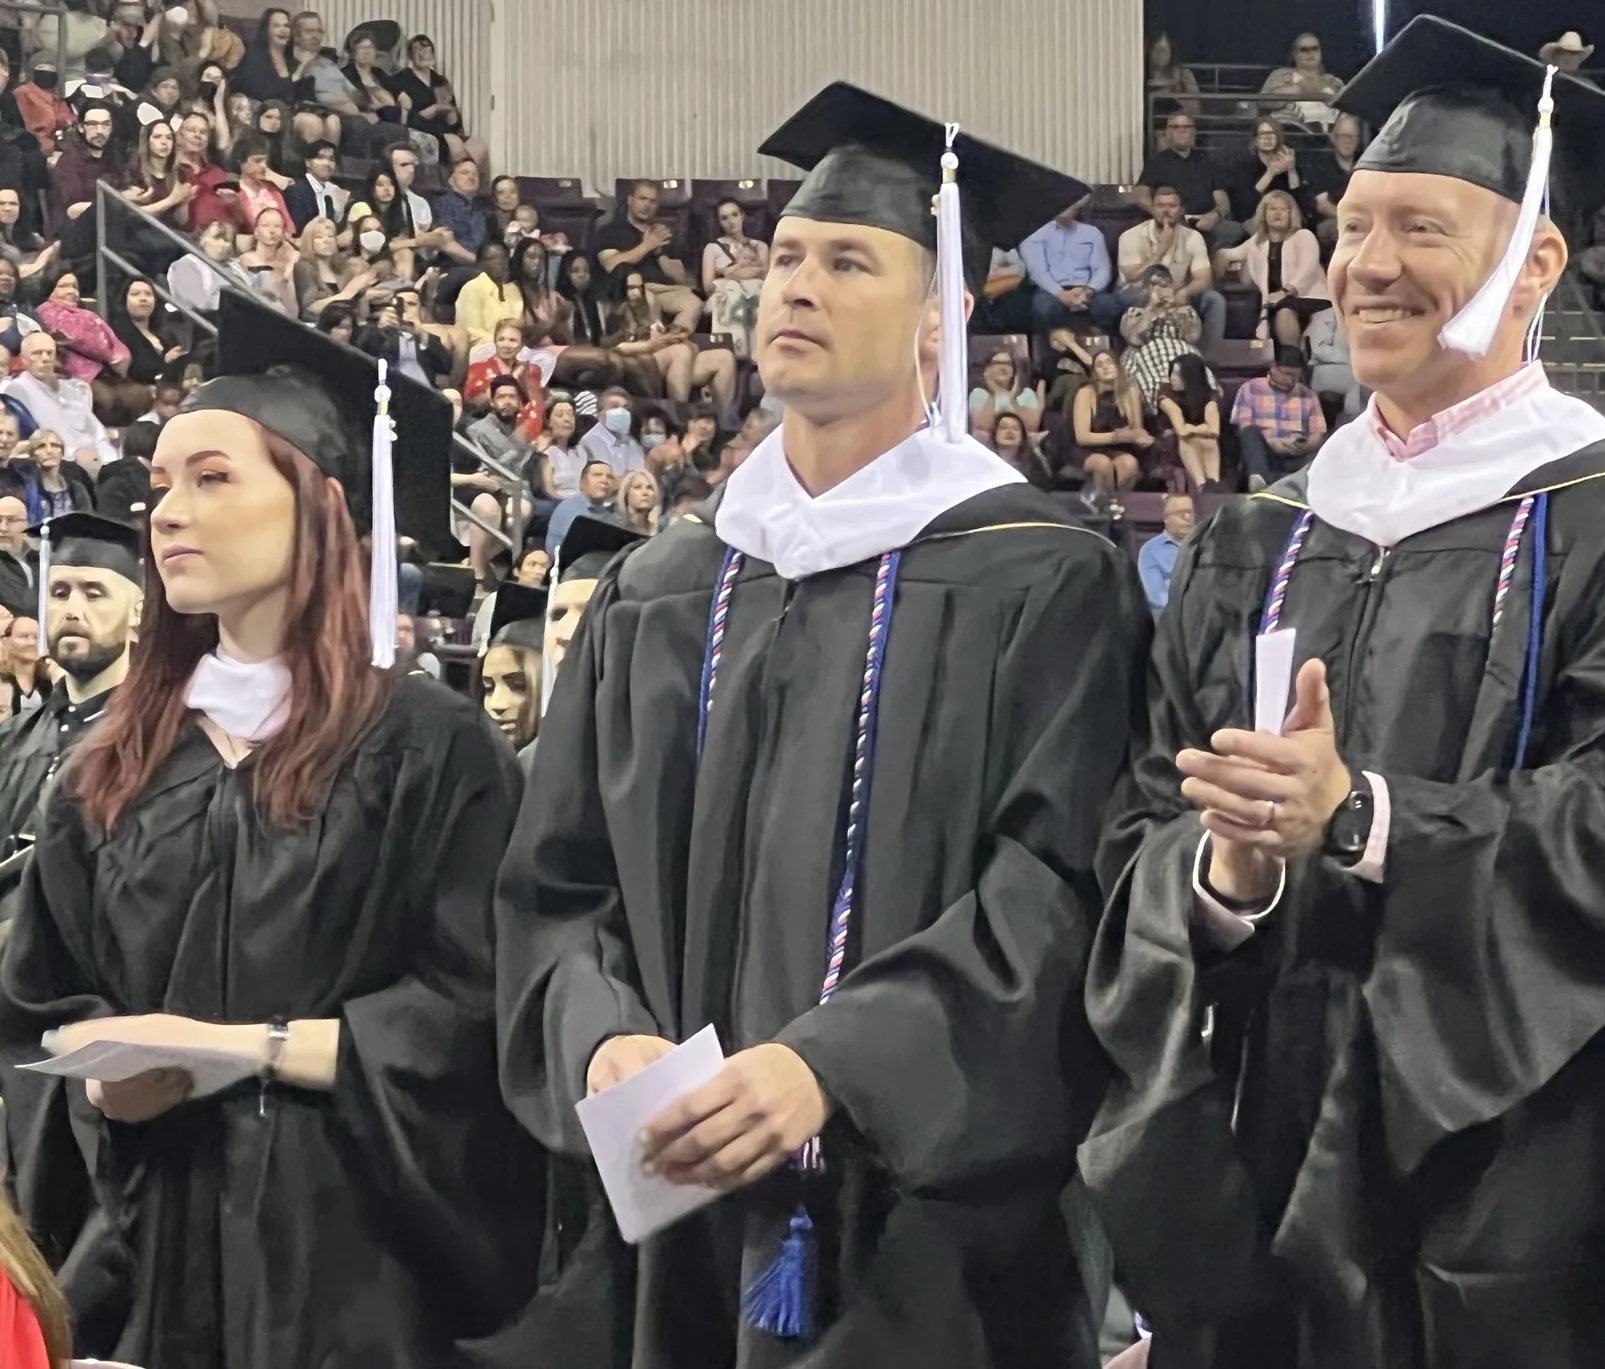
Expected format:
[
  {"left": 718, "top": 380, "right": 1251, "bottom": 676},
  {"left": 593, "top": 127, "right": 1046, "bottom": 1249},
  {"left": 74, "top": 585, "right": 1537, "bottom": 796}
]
[
  {"left": 175, "top": 0, "right": 246, "bottom": 77},
  {"left": 701, "top": 199, "right": 767, "bottom": 359},
  {"left": 1035, "top": 325, "right": 1093, "bottom": 420},
  {"left": 489, "top": 175, "right": 523, "bottom": 242},
  {"left": 1215, "top": 189, "right": 1330, "bottom": 344},
  {"left": 123, "top": 118, "right": 196, "bottom": 230},
  {"left": 1231, "top": 343, "right": 1326, "bottom": 492},
  {"left": 14, "top": 426, "right": 97, "bottom": 513},
  {"left": 289, "top": 10, "right": 407, "bottom": 159},
  {"left": 1117, "top": 185, "right": 1226, "bottom": 343},
  {"left": 510, "top": 237, "right": 621, "bottom": 391},
  {"left": 231, "top": 8, "right": 327, "bottom": 146},
  {"left": 249, "top": 98, "right": 301, "bottom": 179},
  {"left": 0, "top": 188, "right": 58, "bottom": 281},
  {"left": 129, "top": 65, "right": 181, "bottom": 136},
  {"left": 465, "top": 318, "right": 542, "bottom": 416},
  {"left": 1157, "top": 352, "right": 1222, "bottom": 490},
  {"left": 678, "top": 401, "right": 721, "bottom": 474},
  {"left": 605, "top": 270, "right": 737, "bottom": 420},
  {"left": 456, "top": 240, "right": 524, "bottom": 350},
  {"left": 597, "top": 181, "right": 704, "bottom": 334},
  {"left": 466, "top": 373, "right": 538, "bottom": 474},
  {"left": 971, "top": 245, "right": 1034, "bottom": 333},
  {"left": 235, "top": 204, "right": 299, "bottom": 313},
  {"left": 637, "top": 406, "right": 687, "bottom": 483},
  {"left": 2, "top": 333, "right": 115, "bottom": 472},
  {"left": 1305, "top": 304, "right": 1362, "bottom": 418},
  {"left": 30, "top": 0, "right": 109, "bottom": 85},
  {"left": 1224, "top": 119, "right": 1309, "bottom": 227},
  {"left": 613, "top": 467, "right": 660, "bottom": 537},
  {"left": 282, "top": 138, "right": 346, "bottom": 231},
  {"left": 38, "top": 269, "right": 132, "bottom": 388},
  {"left": 0, "top": 257, "right": 44, "bottom": 355},
  {"left": 545, "top": 457, "right": 616, "bottom": 558},
  {"left": 315, "top": 298, "right": 356, "bottom": 343},
  {"left": 533, "top": 395, "right": 583, "bottom": 502},
  {"left": 503, "top": 201, "right": 569, "bottom": 262},
  {"left": 135, "top": 375, "right": 184, "bottom": 426},
  {"left": 348, "top": 211, "right": 416, "bottom": 288},
  {"left": 1019, "top": 195, "right": 1123, "bottom": 334},
  {"left": 578, "top": 387, "right": 646, "bottom": 475},
  {"left": 707, "top": 405, "right": 779, "bottom": 485},
  {"left": 989, "top": 410, "right": 1054, "bottom": 489},
  {"left": 1134, "top": 111, "right": 1242, "bottom": 250},
  {"left": 1259, "top": 32, "right": 1343, "bottom": 130},
  {"left": 342, "top": 30, "right": 408, "bottom": 134},
  {"left": 432, "top": 156, "right": 492, "bottom": 271},
  {"left": 1146, "top": 32, "right": 1200, "bottom": 118},
  {"left": 98, "top": 408, "right": 155, "bottom": 521},
  {"left": 969, "top": 345, "right": 1041, "bottom": 440},
  {"left": 385, "top": 145, "right": 437, "bottom": 240},
  {"left": 1137, "top": 492, "right": 1194, "bottom": 614},
  {"left": 1072, "top": 349, "right": 1152, "bottom": 499},
  {"left": 1308, "top": 114, "right": 1360, "bottom": 250},
  {"left": 390, "top": 32, "right": 488, "bottom": 172},
  {"left": 230, "top": 132, "right": 292, "bottom": 231},
  {"left": 173, "top": 109, "right": 236, "bottom": 230},
  {"left": 358, "top": 287, "right": 454, "bottom": 390},
  {"left": 293, "top": 217, "right": 373, "bottom": 323},
  {"left": 51, "top": 100, "right": 117, "bottom": 223},
  {"left": 15, "top": 57, "right": 72, "bottom": 156},
  {"left": 108, "top": 274, "right": 180, "bottom": 407},
  {"left": 168, "top": 218, "right": 252, "bottom": 313},
  {"left": 1118, "top": 266, "right": 1205, "bottom": 410}
]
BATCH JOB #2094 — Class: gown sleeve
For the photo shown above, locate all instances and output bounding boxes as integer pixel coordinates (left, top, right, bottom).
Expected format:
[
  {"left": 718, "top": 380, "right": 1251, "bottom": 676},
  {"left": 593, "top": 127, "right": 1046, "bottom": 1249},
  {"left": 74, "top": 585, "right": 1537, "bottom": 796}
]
[
  {"left": 774, "top": 542, "right": 1151, "bottom": 1192},
  {"left": 496, "top": 566, "right": 661, "bottom": 1154}
]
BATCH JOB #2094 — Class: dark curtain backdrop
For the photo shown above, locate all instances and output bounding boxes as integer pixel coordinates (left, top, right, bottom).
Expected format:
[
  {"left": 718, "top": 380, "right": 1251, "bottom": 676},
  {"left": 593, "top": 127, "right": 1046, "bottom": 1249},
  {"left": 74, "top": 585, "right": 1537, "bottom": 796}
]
[{"left": 1145, "top": 0, "right": 1585, "bottom": 81}]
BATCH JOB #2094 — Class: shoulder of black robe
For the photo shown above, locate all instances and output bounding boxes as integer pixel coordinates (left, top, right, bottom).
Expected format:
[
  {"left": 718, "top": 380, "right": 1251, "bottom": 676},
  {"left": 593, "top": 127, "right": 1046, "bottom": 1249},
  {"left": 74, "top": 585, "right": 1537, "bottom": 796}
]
[
  {"left": 497, "top": 470, "right": 1150, "bottom": 1183},
  {"left": 1080, "top": 459, "right": 1605, "bottom": 1334}
]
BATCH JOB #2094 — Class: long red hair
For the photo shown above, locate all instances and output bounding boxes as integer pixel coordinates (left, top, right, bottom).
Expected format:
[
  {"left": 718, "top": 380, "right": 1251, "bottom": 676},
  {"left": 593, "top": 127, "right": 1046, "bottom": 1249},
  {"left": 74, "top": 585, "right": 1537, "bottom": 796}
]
[{"left": 72, "top": 428, "right": 392, "bottom": 831}]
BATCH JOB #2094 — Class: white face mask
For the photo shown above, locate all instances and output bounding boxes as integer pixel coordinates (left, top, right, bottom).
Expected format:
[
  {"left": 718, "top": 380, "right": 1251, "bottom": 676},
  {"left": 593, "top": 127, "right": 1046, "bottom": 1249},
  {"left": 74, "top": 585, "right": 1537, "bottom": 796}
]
[{"left": 359, "top": 230, "right": 386, "bottom": 254}]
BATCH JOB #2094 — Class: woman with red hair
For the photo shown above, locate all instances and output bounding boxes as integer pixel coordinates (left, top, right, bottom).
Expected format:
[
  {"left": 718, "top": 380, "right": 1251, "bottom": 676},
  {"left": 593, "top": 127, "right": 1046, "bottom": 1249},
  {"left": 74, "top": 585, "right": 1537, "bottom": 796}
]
[{"left": 0, "top": 293, "right": 547, "bottom": 1368}]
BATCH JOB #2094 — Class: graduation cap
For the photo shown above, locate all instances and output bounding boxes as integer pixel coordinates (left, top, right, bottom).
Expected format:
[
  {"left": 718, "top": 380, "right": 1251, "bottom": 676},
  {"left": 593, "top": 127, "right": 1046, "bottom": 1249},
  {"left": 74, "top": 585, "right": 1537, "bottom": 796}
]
[
  {"left": 28, "top": 512, "right": 142, "bottom": 632},
  {"left": 1337, "top": 16, "right": 1605, "bottom": 358},
  {"left": 487, "top": 581, "right": 547, "bottom": 653},
  {"left": 180, "top": 289, "right": 457, "bottom": 666},
  {"left": 761, "top": 83, "right": 1090, "bottom": 442},
  {"left": 555, "top": 513, "right": 647, "bottom": 584}
]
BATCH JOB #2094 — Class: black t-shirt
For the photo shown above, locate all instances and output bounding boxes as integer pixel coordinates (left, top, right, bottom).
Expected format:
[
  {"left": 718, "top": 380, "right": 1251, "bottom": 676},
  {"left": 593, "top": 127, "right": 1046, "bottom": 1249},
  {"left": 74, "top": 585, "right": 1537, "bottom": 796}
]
[
  {"left": 1138, "top": 149, "right": 1220, "bottom": 219},
  {"left": 594, "top": 216, "right": 671, "bottom": 286},
  {"left": 1305, "top": 152, "right": 1353, "bottom": 212}
]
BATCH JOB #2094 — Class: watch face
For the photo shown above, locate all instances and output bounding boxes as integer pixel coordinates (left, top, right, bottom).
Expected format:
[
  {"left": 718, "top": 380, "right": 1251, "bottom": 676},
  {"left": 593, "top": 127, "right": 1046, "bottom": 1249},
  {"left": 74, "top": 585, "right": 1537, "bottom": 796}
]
[{"left": 1327, "top": 791, "right": 1371, "bottom": 858}]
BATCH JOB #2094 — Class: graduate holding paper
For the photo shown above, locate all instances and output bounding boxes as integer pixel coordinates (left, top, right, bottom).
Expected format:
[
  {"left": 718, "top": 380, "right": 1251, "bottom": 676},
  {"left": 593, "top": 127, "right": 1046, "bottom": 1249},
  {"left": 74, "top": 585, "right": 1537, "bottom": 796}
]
[
  {"left": 1082, "top": 19, "right": 1605, "bottom": 1368},
  {"left": 496, "top": 85, "right": 1147, "bottom": 1369},
  {"left": 0, "top": 291, "right": 548, "bottom": 1369}
]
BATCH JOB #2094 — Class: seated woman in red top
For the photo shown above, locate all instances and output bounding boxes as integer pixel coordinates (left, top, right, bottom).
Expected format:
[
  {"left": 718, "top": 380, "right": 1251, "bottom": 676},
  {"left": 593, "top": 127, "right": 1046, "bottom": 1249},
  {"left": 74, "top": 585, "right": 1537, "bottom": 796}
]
[
  {"left": 463, "top": 318, "right": 543, "bottom": 433},
  {"left": 0, "top": 1189, "right": 70, "bottom": 1369}
]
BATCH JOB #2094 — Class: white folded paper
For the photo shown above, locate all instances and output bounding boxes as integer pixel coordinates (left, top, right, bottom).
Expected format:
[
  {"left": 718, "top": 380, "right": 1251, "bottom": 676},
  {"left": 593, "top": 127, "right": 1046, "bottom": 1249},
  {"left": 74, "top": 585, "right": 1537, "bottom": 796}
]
[
  {"left": 22, "top": 1040, "right": 260, "bottom": 1099},
  {"left": 1254, "top": 629, "right": 1298, "bottom": 736},
  {"left": 574, "top": 1025, "right": 726, "bottom": 1244}
]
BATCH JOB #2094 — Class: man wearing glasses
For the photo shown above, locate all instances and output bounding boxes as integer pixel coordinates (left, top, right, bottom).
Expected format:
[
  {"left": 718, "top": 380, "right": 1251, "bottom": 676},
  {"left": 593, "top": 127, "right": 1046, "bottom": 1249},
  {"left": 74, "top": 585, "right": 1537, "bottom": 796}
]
[
  {"left": 51, "top": 102, "right": 114, "bottom": 222},
  {"left": 1133, "top": 113, "right": 1243, "bottom": 250}
]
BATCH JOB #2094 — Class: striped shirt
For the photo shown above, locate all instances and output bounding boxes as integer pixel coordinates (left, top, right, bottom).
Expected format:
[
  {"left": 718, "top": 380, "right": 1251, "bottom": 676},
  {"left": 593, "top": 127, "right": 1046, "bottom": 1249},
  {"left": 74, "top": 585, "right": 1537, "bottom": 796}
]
[{"left": 1367, "top": 361, "right": 1549, "bottom": 461}]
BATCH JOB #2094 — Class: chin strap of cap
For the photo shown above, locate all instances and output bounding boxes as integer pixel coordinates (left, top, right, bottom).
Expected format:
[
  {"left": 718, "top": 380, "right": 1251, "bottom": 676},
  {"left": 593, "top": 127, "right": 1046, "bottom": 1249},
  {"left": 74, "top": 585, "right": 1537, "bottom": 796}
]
[
  {"left": 1440, "top": 65, "right": 1557, "bottom": 359},
  {"left": 369, "top": 360, "right": 397, "bottom": 669},
  {"left": 936, "top": 122, "right": 968, "bottom": 444}
]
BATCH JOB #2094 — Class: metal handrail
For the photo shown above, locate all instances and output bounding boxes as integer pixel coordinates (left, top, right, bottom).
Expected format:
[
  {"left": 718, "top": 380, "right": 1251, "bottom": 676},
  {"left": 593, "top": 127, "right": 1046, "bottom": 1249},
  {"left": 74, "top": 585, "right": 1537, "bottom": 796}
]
[{"left": 92, "top": 185, "right": 523, "bottom": 554}]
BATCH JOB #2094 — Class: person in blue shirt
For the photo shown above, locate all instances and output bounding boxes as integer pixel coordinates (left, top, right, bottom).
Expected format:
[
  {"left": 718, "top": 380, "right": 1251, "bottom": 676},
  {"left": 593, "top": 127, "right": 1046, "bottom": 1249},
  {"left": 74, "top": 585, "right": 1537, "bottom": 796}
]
[
  {"left": 1019, "top": 198, "right": 1124, "bottom": 334},
  {"left": 544, "top": 458, "right": 619, "bottom": 558},
  {"left": 1137, "top": 491, "right": 1194, "bottom": 613}
]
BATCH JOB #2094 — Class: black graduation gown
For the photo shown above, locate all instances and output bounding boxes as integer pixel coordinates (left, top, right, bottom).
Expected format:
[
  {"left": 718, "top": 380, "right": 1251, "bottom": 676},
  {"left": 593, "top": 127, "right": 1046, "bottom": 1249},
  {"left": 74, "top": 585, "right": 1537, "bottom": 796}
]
[
  {"left": 496, "top": 483, "right": 1150, "bottom": 1369},
  {"left": 1079, "top": 452, "right": 1605, "bottom": 1369},
  {"left": 0, "top": 684, "right": 113, "bottom": 857},
  {"left": 0, "top": 676, "right": 549, "bottom": 1369}
]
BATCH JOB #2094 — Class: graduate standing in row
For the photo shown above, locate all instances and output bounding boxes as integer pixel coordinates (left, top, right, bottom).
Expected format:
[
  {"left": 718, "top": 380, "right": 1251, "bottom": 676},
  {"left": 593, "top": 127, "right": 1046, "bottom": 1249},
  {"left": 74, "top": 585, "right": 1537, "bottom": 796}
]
[
  {"left": 1084, "top": 20, "right": 1605, "bottom": 1368},
  {"left": 0, "top": 291, "right": 549, "bottom": 1368},
  {"left": 496, "top": 87, "right": 1149, "bottom": 1368}
]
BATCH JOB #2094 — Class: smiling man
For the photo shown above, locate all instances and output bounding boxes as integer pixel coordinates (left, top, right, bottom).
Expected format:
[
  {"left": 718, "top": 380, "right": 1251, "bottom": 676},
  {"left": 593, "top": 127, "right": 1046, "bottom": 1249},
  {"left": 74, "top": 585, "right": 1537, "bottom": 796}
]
[
  {"left": 497, "top": 85, "right": 1147, "bottom": 1369},
  {"left": 1082, "top": 18, "right": 1605, "bottom": 1369}
]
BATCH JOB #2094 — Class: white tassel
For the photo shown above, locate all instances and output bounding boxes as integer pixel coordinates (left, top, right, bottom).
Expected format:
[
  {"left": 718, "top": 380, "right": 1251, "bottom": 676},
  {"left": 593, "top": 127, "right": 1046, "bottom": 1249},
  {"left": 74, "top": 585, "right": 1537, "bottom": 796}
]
[
  {"left": 369, "top": 361, "right": 398, "bottom": 669},
  {"left": 1440, "top": 66, "right": 1557, "bottom": 358},
  {"left": 35, "top": 519, "right": 49, "bottom": 647},
  {"left": 936, "top": 123, "right": 968, "bottom": 444}
]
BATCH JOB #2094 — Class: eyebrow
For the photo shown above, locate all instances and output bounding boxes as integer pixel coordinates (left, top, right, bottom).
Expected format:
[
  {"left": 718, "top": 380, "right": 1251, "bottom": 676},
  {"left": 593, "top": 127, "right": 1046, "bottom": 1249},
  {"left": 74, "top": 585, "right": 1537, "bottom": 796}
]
[
  {"left": 772, "top": 234, "right": 881, "bottom": 259},
  {"left": 151, "top": 448, "right": 231, "bottom": 478}
]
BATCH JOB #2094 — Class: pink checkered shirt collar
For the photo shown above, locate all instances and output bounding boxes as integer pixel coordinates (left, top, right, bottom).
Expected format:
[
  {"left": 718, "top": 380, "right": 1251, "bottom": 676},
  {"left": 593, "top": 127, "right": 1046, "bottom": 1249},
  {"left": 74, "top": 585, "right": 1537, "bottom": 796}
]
[{"left": 1366, "top": 363, "right": 1550, "bottom": 462}]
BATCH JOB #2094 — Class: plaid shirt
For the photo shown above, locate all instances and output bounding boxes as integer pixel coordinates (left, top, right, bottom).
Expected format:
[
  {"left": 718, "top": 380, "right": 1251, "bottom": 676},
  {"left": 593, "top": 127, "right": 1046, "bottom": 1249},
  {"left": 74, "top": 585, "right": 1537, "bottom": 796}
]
[
  {"left": 1367, "top": 361, "right": 1547, "bottom": 461},
  {"left": 1230, "top": 377, "right": 1327, "bottom": 441}
]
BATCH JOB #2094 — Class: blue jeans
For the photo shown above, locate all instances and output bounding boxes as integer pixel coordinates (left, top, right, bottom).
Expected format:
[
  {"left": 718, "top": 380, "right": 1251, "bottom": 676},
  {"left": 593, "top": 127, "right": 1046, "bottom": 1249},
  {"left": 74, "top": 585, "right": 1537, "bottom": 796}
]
[
  {"left": 1030, "top": 286, "right": 1125, "bottom": 335},
  {"left": 398, "top": 561, "right": 423, "bottom": 615}
]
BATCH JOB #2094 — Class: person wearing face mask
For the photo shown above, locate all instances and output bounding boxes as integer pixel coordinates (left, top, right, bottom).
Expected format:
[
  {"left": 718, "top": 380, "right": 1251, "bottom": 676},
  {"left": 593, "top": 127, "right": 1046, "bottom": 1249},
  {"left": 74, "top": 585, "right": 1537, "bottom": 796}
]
[
  {"left": 576, "top": 385, "right": 645, "bottom": 474},
  {"left": 497, "top": 86, "right": 1146, "bottom": 1369},
  {"left": 0, "top": 289, "right": 549, "bottom": 1369}
]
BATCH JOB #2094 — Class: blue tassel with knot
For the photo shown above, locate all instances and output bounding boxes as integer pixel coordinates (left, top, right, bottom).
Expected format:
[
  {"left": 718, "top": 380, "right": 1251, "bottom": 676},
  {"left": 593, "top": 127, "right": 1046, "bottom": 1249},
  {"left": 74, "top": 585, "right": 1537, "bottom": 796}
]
[{"left": 742, "top": 1206, "right": 814, "bottom": 1339}]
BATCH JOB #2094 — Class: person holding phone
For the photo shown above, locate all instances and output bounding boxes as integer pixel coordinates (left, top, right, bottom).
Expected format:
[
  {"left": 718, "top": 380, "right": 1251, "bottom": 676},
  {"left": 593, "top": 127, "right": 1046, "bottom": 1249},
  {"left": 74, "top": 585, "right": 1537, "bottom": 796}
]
[{"left": 1228, "top": 344, "right": 1326, "bottom": 491}]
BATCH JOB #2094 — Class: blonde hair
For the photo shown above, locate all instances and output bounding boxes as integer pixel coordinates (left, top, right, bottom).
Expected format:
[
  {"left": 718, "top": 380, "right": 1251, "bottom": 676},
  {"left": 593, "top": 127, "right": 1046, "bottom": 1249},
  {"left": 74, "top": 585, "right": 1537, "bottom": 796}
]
[
  {"left": 615, "top": 468, "right": 660, "bottom": 535},
  {"left": 0, "top": 1193, "right": 71, "bottom": 1366},
  {"left": 297, "top": 217, "right": 337, "bottom": 264},
  {"left": 1251, "top": 190, "right": 1304, "bottom": 240},
  {"left": 493, "top": 316, "right": 523, "bottom": 343}
]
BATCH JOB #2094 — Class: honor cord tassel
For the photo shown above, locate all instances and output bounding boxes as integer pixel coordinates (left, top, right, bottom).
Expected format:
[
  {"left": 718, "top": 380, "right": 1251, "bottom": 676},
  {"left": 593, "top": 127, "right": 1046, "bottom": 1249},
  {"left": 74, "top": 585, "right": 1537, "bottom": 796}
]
[
  {"left": 937, "top": 123, "right": 967, "bottom": 443},
  {"left": 35, "top": 519, "right": 49, "bottom": 643},
  {"left": 1441, "top": 65, "right": 1556, "bottom": 358},
  {"left": 369, "top": 360, "right": 397, "bottom": 668}
]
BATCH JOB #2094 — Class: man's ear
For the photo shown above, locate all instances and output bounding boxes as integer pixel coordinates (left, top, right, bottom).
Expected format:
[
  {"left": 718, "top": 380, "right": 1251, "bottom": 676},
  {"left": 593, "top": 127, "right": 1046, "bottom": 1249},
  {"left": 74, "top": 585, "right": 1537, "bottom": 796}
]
[
  {"left": 1514, "top": 218, "right": 1568, "bottom": 318},
  {"left": 962, "top": 287, "right": 975, "bottom": 324}
]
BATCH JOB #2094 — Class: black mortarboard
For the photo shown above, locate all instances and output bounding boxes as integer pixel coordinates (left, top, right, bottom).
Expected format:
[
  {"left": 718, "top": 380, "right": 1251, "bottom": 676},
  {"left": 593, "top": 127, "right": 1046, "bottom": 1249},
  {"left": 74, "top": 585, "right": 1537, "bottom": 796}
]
[
  {"left": 759, "top": 83, "right": 1091, "bottom": 290},
  {"left": 27, "top": 512, "right": 140, "bottom": 583},
  {"left": 182, "top": 290, "right": 457, "bottom": 557},
  {"left": 556, "top": 514, "right": 646, "bottom": 584},
  {"left": 488, "top": 581, "right": 547, "bottom": 652},
  {"left": 1338, "top": 17, "right": 1605, "bottom": 211}
]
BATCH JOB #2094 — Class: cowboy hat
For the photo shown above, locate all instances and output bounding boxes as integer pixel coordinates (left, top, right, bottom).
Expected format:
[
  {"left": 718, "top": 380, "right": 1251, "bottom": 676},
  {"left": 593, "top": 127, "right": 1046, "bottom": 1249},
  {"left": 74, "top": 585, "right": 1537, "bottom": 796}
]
[{"left": 1540, "top": 31, "right": 1594, "bottom": 62}]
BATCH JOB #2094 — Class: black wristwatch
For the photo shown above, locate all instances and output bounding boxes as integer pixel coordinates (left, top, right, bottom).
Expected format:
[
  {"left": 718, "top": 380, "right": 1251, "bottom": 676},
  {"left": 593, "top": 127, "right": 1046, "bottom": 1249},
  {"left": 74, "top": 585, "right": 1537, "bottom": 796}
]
[{"left": 1322, "top": 775, "right": 1373, "bottom": 864}]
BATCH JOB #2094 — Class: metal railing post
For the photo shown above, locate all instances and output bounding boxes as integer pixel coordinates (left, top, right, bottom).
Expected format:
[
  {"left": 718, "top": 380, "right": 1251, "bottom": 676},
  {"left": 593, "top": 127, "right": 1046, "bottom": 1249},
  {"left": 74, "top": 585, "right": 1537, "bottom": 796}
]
[{"left": 93, "top": 179, "right": 107, "bottom": 320}]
